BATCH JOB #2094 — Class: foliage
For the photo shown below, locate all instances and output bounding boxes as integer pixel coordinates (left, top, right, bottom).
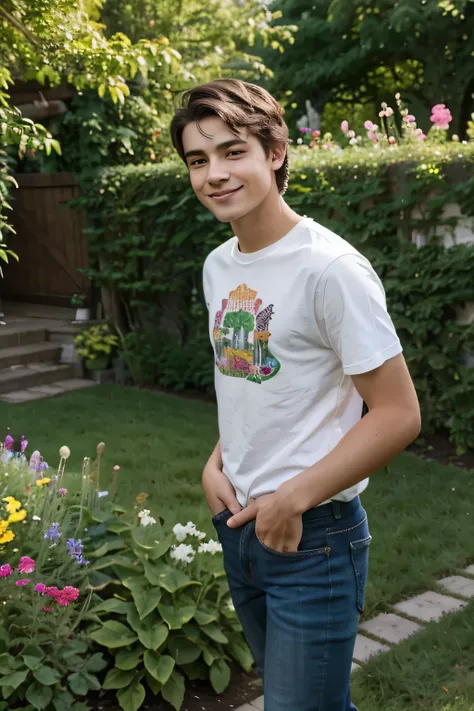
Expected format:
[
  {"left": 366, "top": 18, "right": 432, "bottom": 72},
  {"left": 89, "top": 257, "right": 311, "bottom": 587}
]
[
  {"left": 77, "top": 135, "right": 474, "bottom": 452},
  {"left": 264, "top": 0, "right": 474, "bottom": 138},
  {"left": 74, "top": 325, "right": 120, "bottom": 366}
]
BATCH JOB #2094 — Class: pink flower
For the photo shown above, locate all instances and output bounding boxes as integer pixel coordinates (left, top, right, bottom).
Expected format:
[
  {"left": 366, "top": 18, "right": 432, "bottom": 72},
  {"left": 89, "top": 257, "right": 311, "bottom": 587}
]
[
  {"left": 61, "top": 586, "right": 80, "bottom": 602},
  {"left": 364, "top": 120, "right": 377, "bottom": 131},
  {"left": 403, "top": 115, "right": 416, "bottom": 123},
  {"left": 367, "top": 131, "right": 378, "bottom": 143},
  {"left": 35, "top": 583, "right": 47, "bottom": 594},
  {"left": 341, "top": 120, "right": 349, "bottom": 133},
  {"left": 58, "top": 488, "right": 68, "bottom": 496},
  {"left": 15, "top": 579, "right": 30, "bottom": 586},
  {"left": 113, "top": 465, "right": 120, "bottom": 471},
  {"left": 388, "top": 136, "right": 397, "bottom": 145},
  {"left": 417, "top": 132, "right": 427, "bottom": 141},
  {"left": 430, "top": 104, "right": 452, "bottom": 130},
  {"left": 43, "top": 606, "right": 51, "bottom": 612},
  {"left": 45, "top": 586, "right": 60, "bottom": 598},
  {"left": 18, "top": 556, "right": 35, "bottom": 574},
  {"left": 0, "top": 564, "right": 12, "bottom": 578},
  {"left": 4, "top": 435, "right": 14, "bottom": 451},
  {"left": 55, "top": 593, "right": 71, "bottom": 606}
]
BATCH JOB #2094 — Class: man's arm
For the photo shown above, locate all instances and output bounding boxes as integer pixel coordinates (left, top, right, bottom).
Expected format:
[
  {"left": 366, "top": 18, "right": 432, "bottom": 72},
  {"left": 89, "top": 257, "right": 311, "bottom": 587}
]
[
  {"left": 202, "top": 439, "right": 242, "bottom": 517},
  {"left": 227, "top": 354, "right": 420, "bottom": 550}
]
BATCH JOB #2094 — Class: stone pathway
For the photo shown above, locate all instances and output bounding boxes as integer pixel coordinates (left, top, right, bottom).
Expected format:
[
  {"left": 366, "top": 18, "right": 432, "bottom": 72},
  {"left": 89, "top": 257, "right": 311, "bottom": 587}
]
[{"left": 234, "top": 564, "right": 474, "bottom": 710}]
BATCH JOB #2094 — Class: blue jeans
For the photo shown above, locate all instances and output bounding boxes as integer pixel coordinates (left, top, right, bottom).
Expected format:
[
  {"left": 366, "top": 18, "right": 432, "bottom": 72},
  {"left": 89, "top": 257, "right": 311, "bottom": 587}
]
[{"left": 213, "top": 496, "right": 371, "bottom": 711}]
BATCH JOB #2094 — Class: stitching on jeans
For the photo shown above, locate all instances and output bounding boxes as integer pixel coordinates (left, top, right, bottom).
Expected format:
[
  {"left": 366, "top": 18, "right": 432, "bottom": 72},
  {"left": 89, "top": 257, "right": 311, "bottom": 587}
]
[
  {"left": 326, "top": 515, "right": 367, "bottom": 536},
  {"left": 239, "top": 524, "right": 253, "bottom": 584},
  {"left": 255, "top": 531, "right": 329, "bottom": 558},
  {"left": 318, "top": 543, "right": 332, "bottom": 709}
]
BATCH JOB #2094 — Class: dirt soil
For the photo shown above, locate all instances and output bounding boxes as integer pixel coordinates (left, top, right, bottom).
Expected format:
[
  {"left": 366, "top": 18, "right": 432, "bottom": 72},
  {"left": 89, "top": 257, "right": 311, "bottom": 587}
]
[
  {"left": 407, "top": 430, "right": 474, "bottom": 471},
  {"left": 89, "top": 667, "right": 262, "bottom": 711}
]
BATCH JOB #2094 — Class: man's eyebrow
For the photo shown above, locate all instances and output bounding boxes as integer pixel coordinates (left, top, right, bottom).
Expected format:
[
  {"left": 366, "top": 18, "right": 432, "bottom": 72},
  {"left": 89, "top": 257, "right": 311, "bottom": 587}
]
[{"left": 184, "top": 138, "right": 248, "bottom": 160}]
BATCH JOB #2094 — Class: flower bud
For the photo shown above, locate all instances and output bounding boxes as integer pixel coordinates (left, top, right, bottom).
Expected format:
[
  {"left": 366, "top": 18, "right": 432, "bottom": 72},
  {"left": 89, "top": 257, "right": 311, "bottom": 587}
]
[{"left": 59, "top": 446, "right": 70, "bottom": 460}]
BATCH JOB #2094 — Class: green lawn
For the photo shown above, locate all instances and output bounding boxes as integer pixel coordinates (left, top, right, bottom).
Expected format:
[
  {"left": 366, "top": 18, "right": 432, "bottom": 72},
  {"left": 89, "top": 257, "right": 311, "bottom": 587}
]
[{"left": 2, "top": 384, "right": 473, "bottom": 617}]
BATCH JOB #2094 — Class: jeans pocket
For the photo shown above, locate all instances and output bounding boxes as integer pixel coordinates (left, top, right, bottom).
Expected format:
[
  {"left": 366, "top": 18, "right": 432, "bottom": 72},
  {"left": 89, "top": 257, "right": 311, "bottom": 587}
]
[
  {"left": 212, "top": 508, "right": 231, "bottom": 525},
  {"left": 350, "top": 535, "right": 372, "bottom": 613}
]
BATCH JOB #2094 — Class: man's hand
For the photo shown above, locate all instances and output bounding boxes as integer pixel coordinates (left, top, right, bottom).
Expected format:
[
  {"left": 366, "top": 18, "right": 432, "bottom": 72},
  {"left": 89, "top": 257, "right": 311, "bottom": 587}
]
[
  {"left": 202, "top": 460, "right": 242, "bottom": 517},
  {"left": 227, "top": 491, "right": 303, "bottom": 553}
]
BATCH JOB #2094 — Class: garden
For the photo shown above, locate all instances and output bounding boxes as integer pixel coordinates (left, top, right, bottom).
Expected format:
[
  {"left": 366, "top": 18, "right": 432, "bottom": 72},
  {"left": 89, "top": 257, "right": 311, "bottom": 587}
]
[{"left": 1, "top": 1, "right": 473, "bottom": 710}]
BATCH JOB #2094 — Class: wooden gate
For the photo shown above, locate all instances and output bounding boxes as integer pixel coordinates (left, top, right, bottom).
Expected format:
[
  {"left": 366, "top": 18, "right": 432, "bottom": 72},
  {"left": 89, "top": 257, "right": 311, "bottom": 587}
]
[{"left": 2, "top": 173, "right": 91, "bottom": 305}]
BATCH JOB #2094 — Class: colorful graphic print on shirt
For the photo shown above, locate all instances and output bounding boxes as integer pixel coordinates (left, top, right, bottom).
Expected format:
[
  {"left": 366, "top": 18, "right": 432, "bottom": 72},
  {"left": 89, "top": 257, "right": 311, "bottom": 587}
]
[{"left": 213, "top": 283, "right": 281, "bottom": 384}]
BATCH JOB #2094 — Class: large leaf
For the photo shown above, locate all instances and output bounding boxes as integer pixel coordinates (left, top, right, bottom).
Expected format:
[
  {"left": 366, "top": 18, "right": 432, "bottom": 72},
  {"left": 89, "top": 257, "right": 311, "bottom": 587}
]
[
  {"left": 127, "top": 609, "right": 169, "bottom": 650},
  {"left": 33, "top": 666, "right": 61, "bottom": 685},
  {"left": 117, "top": 680, "right": 146, "bottom": 711},
  {"left": 228, "top": 637, "right": 254, "bottom": 672},
  {"left": 53, "top": 690, "right": 74, "bottom": 711},
  {"left": 210, "top": 659, "right": 231, "bottom": 694},
  {"left": 84, "top": 653, "right": 108, "bottom": 673},
  {"left": 0, "top": 653, "right": 15, "bottom": 674},
  {"left": 132, "top": 522, "right": 162, "bottom": 549},
  {"left": 132, "top": 586, "right": 162, "bottom": 620},
  {"left": 22, "top": 646, "right": 44, "bottom": 671},
  {"left": 89, "top": 598, "right": 133, "bottom": 615},
  {"left": 144, "top": 561, "right": 193, "bottom": 592},
  {"left": 115, "top": 646, "right": 143, "bottom": 671},
  {"left": 161, "top": 669, "right": 185, "bottom": 711},
  {"left": 147, "top": 533, "right": 174, "bottom": 560},
  {"left": 143, "top": 651, "right": 175, "bottom": 685},
  {"left": 200, "top": 623, "right": 228, "bottom": 644},
  {"left": 89, "top": 621, "right": 138, "bottom": 648},
  {"left": 89, "top": 538, "right": 126, "bottom": 557},
  {"left": 0, "top": 669, "right": 29, "bottom": 689},
  {"left": 158, "top": 602, "right": 195, "bottom": 630},
  {"left": 168, "top": 636, "right": 202, "bottom": 665},
  {"left": 145, "top": 670, "right": 161, "bottom": 695},
  {"left": 103, "top": 667, "right": 136, "bottom": 690},
  {"left": 194, "top": 606, "right": 218, "bottom": 626},
  {"left": 25, "top": 681, "right": 53, "bottom": 710},
  {"left": 68, "top": 673, "right": 88, "bottom": 696}
]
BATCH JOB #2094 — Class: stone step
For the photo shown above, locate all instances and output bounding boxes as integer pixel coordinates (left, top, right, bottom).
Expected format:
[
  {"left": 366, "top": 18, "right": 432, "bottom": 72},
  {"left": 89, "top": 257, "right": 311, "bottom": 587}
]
[
  {"left": 0, "top": 342, "right": 62, "bottom": 370},
  {"left": 0, "top": 378, "right": 98, "bottom": 403},
  {"left": 0, "top": 363, "right": 74, "bottom": 395},
  {"left": 0, "top": 325, "right": 47, "bottom": 350}
]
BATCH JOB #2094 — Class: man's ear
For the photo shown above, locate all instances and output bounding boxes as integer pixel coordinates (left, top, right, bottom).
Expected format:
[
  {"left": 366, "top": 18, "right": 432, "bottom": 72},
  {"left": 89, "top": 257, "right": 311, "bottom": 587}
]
[{"left": 271, "top": 143, "right": 287, "bottom": 171}]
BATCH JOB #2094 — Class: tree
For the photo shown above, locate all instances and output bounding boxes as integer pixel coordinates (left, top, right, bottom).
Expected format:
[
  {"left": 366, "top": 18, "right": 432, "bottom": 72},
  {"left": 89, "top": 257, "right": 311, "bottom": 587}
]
[{"left": 264, "top": 0, "right": 474, "bottom": 136}]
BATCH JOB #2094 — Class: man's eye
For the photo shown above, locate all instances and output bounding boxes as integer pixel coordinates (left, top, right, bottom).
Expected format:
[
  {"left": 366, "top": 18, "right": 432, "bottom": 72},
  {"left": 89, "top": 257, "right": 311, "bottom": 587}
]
[
  {"left": 228, "top": 151, "right": 243, "bottom": 157},
  {"left": 190, "top": 159, "right": 206, "bottom": 167}
]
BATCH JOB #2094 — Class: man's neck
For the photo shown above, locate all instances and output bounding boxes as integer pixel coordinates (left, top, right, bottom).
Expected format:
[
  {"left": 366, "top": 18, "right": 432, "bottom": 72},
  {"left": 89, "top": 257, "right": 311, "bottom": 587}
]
[{"left": 231, "top": 195, "right": 303, "bottom": 254}]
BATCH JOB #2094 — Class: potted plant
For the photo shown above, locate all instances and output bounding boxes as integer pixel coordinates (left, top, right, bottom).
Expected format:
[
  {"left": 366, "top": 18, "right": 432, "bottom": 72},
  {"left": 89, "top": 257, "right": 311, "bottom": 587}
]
[
  {"left": 74, "top": 324, "right": 120, "bottom": 382},
  {"left": 71, "top": 293, "right": 90, "bottom": 322}
]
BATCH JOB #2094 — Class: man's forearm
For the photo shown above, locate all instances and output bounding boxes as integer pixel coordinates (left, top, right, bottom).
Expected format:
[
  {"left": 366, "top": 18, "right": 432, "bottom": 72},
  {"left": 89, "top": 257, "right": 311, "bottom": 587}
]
[
  {"left": 281, "top": 406, "right": 421, "bottom": 516},
  {"left": 206, "top": 439, "right": 222, "bottom": 469}
]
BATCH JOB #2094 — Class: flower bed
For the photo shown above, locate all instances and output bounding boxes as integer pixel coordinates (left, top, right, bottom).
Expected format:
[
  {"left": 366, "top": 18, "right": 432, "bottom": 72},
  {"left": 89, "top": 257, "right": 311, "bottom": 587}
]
[{"left": 0, "top": 433, "right": 250, "bottom": 711}]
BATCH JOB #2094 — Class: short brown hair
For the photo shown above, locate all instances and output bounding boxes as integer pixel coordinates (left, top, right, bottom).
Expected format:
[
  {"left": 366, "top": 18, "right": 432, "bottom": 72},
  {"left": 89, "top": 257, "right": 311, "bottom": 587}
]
[{"left": 170, "top": 79, "right": 291, "bottom": 194}]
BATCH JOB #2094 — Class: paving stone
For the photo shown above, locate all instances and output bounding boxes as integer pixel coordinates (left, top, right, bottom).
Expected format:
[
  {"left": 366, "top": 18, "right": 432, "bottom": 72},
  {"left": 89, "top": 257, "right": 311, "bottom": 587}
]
[
  {"left": 250, "top": 696, "right": 264, "bottom": 709},
  {"left": 0, "top": 389, "right": 45, "bottom": 403},
  {"left": 236, "top": 705, "right": 261, "bottom": 711},
  {"left": 351, "top": 662, "right": 361, "bottom": 673},
  {"left": 28, "top": 383, "right": 65, "bottom": 396},
  {"left": 465, "top": 564, "right": 474, "bottom": 576},
  {"left": 438, "top": 575, "right": 474, "bottom": 599},
  {"left": 360, "top": 613, "right": 422, "bottom": 644},
  {"left": 353, "top": 634, "right": 390, "bottom": 663},
  {"left": 394, "top": 591, "right": 466, "bottom": 622}
]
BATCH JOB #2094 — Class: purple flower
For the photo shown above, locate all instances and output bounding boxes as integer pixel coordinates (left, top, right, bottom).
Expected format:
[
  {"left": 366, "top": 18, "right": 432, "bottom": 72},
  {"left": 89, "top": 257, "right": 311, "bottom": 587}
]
[
  {"left": 4, "top": 435, "right": 13, "bottom": 451},
  {"left": 58, "top": 488, "right": 68, "bottom": 496},
  {"left": 44, "top": 523, "right": 61, "bottom": 543},
  {"left": 66, "top": 539, "right": 89, "bottom": 566}
]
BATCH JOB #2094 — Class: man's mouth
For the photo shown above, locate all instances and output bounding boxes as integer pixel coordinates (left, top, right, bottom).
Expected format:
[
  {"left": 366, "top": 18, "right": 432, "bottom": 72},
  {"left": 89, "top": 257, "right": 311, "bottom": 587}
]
[{"left": 208, "top": 186, "right": 243, "bottom": 201}]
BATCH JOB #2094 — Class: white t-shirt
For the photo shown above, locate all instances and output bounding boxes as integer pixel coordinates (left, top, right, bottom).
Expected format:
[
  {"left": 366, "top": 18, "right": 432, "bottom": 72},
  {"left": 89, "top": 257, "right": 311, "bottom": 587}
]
[{"left": 203, "top": 217, "right": 402, "bottom": 507}]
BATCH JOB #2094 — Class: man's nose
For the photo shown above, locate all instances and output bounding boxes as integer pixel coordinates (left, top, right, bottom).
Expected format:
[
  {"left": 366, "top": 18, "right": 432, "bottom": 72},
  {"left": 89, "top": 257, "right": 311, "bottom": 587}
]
[{"left": 207, "top": 158, "right": 230, "bottom": 183}]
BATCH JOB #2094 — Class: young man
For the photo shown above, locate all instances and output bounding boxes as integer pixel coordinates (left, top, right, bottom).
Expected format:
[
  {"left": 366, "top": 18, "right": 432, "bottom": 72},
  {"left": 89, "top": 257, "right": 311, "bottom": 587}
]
[{"left": 170, "top": 79, "right": 421, "bottom": 711}]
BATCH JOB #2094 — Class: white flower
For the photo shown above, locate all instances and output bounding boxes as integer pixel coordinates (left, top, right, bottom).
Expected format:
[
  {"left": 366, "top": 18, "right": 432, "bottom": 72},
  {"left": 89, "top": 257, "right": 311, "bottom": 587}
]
[
  {"left": 32, "top": 515, "right": 41, "bottom": 521},
  {"left": 198, "top": 539, "right": 223, "bottom": 554},
  {"left": 173, "top": 521, "right": 206, "bottom": 541},
  {"left": 170, "top": 543, "right": 195, "bottom": 564},
  {"left": 138, "top": 509, "right": 156, "bottom": 527},
  {"left": 98, "top": 491, "right": 108, "bottom": 498},
  {"left": 59, "top": 446, "right": 71, "bottom": 459},
  {"left": 3, "top": 472, "right": 8, "bottom": 477}
]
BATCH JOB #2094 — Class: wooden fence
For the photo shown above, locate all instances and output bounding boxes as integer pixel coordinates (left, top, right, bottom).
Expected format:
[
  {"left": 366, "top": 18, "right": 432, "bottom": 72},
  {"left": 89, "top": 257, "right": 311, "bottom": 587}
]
[{"left": 2, "top": 172, "right": 90, "bottom": 306}]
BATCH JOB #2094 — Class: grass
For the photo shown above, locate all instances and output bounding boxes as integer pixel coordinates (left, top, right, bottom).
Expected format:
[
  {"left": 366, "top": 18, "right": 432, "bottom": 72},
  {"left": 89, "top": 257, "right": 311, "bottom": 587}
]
[
  {"left": 2, "top": 384, "right": 474, "bottom": 709},
  {"left": 2, "top": 384, "right": 473, "bottom": 617}
]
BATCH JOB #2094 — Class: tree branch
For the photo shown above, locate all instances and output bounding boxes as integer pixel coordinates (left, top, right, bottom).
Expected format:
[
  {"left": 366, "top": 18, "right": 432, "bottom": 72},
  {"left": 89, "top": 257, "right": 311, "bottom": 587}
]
[{"left": 0, "top": 5, "right": 41, "bottom": 47}]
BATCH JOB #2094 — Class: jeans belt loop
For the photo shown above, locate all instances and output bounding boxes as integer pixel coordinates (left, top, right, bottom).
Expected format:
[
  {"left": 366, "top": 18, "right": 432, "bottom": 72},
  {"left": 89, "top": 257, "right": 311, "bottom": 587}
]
[{"left": 331, "top": 500, "right": 343, "bottom": 520}]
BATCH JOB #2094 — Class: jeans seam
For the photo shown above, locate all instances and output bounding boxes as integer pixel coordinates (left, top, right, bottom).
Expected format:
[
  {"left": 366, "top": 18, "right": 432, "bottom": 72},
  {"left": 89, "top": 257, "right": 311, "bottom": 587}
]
[
  {"left": 256, "top": 532, "right": 329, "bottom": 558},
  {"left": 318, "top": 544, "right": 332, "bottom": 709},
  {"left": 239, "top": 524, "right": 253, "bottom": 584},
  {"left": 326, "top": 514, "right": 367, "bottom": 536}
]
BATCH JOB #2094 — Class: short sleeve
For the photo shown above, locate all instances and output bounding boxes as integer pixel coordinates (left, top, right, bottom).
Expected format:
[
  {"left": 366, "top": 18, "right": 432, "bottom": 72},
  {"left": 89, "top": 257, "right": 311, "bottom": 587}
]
[
  {"left": 315, "top": 254, "right": 402, "bottom": 375},
  {"left": 202, "top": 259, "right": 211, "bottom": 311}
]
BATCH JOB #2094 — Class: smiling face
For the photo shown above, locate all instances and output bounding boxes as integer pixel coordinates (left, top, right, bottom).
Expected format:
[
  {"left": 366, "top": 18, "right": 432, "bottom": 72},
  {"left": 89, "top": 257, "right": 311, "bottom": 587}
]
[{"left": 182, "top": 116, "right": 285, "bottom": 223}]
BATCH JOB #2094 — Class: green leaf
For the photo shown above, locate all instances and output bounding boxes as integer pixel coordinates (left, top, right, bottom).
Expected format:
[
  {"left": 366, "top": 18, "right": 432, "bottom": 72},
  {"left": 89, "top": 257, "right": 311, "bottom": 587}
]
[
  {"left": 143, "top": 651, "right": 174, "bottom": 685},
  {"left": 53, "top": 690, "right": 74, "bottom": 711},
  {"left": 84, "top": 653, "right": 108, "bottom": 673},
  {"left": 116, "top": 680, "right": 146, "bottom": 711},
  {"left": 22, "top": 646, "right": 45, "bottom": 670},
  {"left": 228, "top": 638, "right": 254, "bottom": 672},
  {"left": 115, "top": 646, "right": 143, "bottom": 671},
  {"left": 161, "top": 669, "right": 185, "bottom": 711},
  {"left": 89, "top": 621, "right": 138, "bottom": 648},
  {"left": 0, "top": 653, "right": 15, "bottom": 674},
  {"left": 200, "top": 623, "right": 228, "bottom": 644},
  {"left": 144, "top": 561, "right": 193, "bottom": 593},
  {"left": 89, "top": 598, "right": 133, "bottom": 615},
  {"left": 132, "top": 586, "right": 162, "bottom": 620},
  {"left": 127, "top": 609, "right": 169, "bottom": 650},
  {"left": 168, "top": 636, "right": 202, "bottom": 665},
  {"left": 0, "top": 669, "right": 29, "bottom": 689},
  {"left": 147, "top": 533, "right": 174, "bottom": 560},
  {"left": 33, "top": 666, "right": 61, "bottom": 685},
  {"left": 25, "top": 681, "right": 53, "bottom": 710},
  {"left": 194, "top": 607, "right": 218, "bottom": 626},
  {"left": 68, "top": 673, "right": 89, "bottom": 696},
  {"left": 90, "top": 538, "right": 126, "bottom": 558},
  {"left": 210, "top": 659, "right": 231, "bottom": 694},
  {"left": 103, "top": 667, "right": 136, "bottom": 690},
  {"left": 145, "top": 670, "right": 161, "bottom": 695},
  {"left": 158, "top": 602, "right": 196, "bottom": 630},
  {"left": 132, "top": 522, "right": 162, "bottom": 549}
]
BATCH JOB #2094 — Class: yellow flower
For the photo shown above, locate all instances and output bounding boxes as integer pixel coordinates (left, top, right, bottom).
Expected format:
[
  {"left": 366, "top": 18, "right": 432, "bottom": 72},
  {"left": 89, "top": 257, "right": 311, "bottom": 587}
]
[
  {"left": 8, "top": 509, "right": 27, "bottom": 524},
  {"left": 3, "top": 497, "right": 22, "bottom": 514},
  {"left": 0, "top": 520, "right": 8, "bottom": 536},
  {"left": 0, "top": 530, "right": 15, "bottom": 545},
  {"left": 36, "top": 478, "right": 51, "bottom": 487}
]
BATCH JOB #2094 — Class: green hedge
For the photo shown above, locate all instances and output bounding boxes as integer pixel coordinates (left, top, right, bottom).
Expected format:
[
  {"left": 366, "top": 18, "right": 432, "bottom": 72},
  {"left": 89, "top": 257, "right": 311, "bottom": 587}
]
[{"left": 78, "top": 142, "right": 474, "bottom": 452}]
